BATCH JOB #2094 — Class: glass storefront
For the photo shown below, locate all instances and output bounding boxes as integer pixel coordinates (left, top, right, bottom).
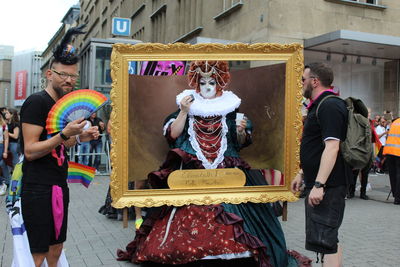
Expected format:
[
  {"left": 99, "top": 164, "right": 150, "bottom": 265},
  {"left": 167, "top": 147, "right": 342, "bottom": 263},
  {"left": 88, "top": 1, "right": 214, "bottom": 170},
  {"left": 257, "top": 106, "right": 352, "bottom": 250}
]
[
  {"left": 80, "top": 39, "right": 141, "bottom": 120},
  {"left": 305, "top": 50, "right": 399, "bottom": 118}
]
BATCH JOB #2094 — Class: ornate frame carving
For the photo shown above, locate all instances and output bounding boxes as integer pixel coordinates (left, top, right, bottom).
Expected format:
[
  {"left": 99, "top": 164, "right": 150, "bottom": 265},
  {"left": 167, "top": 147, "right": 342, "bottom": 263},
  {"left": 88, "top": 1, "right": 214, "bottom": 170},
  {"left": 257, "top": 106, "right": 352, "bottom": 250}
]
[{"left": 110, "top": 43, "right": 303, "bottom": 208}]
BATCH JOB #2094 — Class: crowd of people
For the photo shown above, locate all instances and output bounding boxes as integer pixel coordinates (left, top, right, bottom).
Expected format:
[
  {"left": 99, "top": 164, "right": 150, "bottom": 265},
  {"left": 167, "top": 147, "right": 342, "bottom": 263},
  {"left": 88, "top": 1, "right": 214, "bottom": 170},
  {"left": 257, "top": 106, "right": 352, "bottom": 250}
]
[
  {"left": 0, "top": 107, "right": 21, "bottom": 196},
  {"left": 0, "top": 106, "right": 108, "bottom": 197},
  {"left": 371, "top": 111, "right": 400, "bottom": 205}
]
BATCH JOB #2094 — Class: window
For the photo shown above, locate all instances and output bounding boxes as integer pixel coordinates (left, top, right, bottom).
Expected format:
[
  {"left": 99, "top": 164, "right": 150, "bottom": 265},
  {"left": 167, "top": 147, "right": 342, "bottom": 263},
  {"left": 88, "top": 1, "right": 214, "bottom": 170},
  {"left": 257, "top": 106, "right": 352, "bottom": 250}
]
[
  {"left": 150, "top": 3, "right": 166, "bottom": 43},
  {"left": 351, "top": 0, "right": 378, "bottom": 3},
  {"left": 214, "top": 0, "right": 243, "bottom": 21},
  {"left": 325, "top": 0, "right": 386, "bottom": 9},
  {"left": 95, "top": 46, "right": 112, "bottom": 87},
  {"left": 133, "top": 27, "right": 145, "bottom": 40},
  {"left": 176, "top": 0, "right": 202, "bottom": 41},
  {"left": 222, "top": 0, "right": 242, "bottom": 11},
  {"left": 131, "top": 3, "right": 145, "bottom": 40}
]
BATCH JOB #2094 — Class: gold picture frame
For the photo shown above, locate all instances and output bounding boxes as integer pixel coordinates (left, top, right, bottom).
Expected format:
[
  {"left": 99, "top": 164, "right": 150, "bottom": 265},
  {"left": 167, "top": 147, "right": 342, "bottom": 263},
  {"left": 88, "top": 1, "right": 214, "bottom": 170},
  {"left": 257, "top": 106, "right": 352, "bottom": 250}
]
[{"left": 110, "top": 43, "right": 303, "bottom": 208}]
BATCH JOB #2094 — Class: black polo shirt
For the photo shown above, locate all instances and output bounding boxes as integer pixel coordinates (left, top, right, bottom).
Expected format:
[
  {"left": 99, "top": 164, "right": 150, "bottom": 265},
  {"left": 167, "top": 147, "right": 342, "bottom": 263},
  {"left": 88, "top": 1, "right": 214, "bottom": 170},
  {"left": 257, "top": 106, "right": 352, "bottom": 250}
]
[{"left": 300, "top": 91, "right": 350, "bottom": 189}]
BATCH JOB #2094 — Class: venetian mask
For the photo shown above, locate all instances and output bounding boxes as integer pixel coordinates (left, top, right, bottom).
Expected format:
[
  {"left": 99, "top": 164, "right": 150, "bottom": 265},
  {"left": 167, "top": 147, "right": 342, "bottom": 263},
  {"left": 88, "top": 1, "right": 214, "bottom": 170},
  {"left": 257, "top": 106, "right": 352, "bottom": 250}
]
[{"left": 199, "top": 77, "right": 217, "bottom": 99}]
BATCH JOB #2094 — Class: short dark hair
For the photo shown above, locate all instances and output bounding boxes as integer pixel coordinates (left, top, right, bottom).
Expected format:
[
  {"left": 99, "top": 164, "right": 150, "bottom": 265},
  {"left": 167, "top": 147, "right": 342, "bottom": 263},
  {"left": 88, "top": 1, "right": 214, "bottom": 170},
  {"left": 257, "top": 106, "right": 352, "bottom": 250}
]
[
  {"left": 49, "top": 57, "right": 79, "bottom": 69},
  {"left": 304, "top": 62, "right": 333, "bottom": 87}
]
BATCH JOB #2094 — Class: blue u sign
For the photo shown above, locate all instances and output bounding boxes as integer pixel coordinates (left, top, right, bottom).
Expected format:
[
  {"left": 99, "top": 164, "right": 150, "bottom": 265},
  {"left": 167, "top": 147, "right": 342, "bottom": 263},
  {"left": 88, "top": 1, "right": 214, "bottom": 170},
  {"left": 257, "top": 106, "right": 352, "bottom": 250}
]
[{"left": 112, "top": 17, "right": 131, "bottom": 36}]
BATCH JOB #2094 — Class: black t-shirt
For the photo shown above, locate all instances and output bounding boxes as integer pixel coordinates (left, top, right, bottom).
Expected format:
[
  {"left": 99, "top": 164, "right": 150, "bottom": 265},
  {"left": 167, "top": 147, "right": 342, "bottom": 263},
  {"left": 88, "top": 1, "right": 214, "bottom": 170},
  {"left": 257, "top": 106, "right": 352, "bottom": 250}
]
[
  {"left": 7, "top": 122, "right": 19, "bottom": 143},
  {"left": 300, "top": 91, "right": 351, "bottom": 189},
  {"left": 20, "top": 90, "right": 68, "bottom": 187},
  {"left": 89, "top": 117, "right": 103, "bottom": 145}
]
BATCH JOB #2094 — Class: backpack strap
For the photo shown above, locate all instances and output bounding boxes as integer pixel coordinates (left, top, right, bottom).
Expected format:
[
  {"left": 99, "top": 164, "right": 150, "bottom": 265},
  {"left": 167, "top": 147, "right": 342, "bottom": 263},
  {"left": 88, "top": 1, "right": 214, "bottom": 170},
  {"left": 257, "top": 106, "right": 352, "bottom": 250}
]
[{"left": 316, "top": 95, "right": 343, "bottom": 124}]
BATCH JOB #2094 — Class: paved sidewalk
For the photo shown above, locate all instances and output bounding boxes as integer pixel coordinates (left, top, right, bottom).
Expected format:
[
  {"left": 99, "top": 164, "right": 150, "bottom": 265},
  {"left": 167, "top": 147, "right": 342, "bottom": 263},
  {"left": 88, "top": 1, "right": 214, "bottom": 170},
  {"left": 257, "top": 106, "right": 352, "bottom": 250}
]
[
  {"left": 0, "top": 175, "right": 138, "bottom": 267},
  {"left": 282, "top": 172, "right": 400, "bottom": 267},
  {"left": 1, "top": 172, "right": 399, "bottom": 266}
]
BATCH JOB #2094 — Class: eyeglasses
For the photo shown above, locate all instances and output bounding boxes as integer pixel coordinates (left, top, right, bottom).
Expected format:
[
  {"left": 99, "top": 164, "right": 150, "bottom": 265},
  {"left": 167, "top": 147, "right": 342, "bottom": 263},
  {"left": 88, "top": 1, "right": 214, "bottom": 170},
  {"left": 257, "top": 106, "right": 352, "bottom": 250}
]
[
  {"left": 301, "top": 76, "right": 316, "bottom": 82},
  {"left": 52, "top": 69, "right": 79, "bottom": 81}
]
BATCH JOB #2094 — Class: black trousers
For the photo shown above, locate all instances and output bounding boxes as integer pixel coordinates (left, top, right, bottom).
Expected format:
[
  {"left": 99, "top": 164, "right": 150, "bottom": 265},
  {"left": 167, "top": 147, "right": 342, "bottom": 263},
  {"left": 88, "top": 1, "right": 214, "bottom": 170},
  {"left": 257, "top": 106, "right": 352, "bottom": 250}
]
[
  {"left": 348, "top": 167, "right": 369, "bottom": 196},
  {"left": 386, "top": 155, "right": 400, "bottom": 201}
]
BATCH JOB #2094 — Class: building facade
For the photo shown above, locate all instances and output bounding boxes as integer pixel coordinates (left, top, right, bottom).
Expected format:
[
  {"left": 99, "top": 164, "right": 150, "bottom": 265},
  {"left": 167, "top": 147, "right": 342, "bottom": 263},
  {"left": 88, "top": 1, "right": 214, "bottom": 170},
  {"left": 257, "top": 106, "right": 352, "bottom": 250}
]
[
  {"left": 0, "top": 46, "right": 13, "bottom": 107},
  {"left": 11, "top": 51, "right": 42, "bottom": 107},
  {"left": 44, "top": 0, "right": 400, "bottom": 116}
]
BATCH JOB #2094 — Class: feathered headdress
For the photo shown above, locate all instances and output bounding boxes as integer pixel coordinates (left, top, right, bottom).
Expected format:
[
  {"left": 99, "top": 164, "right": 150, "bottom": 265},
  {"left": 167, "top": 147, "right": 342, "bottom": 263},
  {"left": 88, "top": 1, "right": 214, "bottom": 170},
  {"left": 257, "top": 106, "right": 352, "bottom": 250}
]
[{"left": 53, "top": 24, "right": 86, "bottom": 65}]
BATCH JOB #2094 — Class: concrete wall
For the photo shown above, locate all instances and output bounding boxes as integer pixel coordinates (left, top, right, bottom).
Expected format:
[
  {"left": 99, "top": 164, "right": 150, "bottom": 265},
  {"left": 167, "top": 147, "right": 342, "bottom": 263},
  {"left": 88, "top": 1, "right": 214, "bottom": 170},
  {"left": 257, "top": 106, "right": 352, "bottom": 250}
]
[{"left": 0, "top": 45, "right": 13, "bottom": 107}]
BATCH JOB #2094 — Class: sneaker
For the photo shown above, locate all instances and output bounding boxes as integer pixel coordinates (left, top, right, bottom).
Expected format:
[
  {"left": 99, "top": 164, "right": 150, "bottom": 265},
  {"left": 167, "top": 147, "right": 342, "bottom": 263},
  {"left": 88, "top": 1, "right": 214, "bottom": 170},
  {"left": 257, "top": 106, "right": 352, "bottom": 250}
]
[
  {"left": 0, "top": 183, "right": 7, "bottom": 196},
  {"left": 95, "top": 170, "right": 100, "bottom": 175}
]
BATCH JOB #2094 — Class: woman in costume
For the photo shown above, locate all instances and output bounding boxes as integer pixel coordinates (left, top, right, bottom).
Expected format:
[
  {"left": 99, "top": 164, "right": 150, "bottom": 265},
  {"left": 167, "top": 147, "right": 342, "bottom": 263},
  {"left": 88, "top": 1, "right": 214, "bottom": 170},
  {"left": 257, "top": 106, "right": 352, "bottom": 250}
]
[{"left": 118, "top": 61, "right": 310, "bottom": 267}]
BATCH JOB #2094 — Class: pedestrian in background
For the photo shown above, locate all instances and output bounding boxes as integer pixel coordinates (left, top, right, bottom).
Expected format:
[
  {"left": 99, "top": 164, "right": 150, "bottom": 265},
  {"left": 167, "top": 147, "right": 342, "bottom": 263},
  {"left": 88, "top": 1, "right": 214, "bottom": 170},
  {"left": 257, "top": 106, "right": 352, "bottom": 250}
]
[
  {"left": 375, "top": 117, "right": 388, "bottom": 174},
  {"left": 292, "top": 62, "right": 351, "bottom": 266},
  {"left": 78, "top": 120, "right": 91, "bottom": 166},
  {"left": 383, "top": 117, "right": 400, "bottom": 205},
  {"left": 5, "top": 108, "right": 21, "bottom": 168},
  {"left": 88, "top": 112, "right": 104, "bottom": 174},
  {"left": 0, "top": 110, "right": 9, "bottom": 195},
  {"left": 347, "top": 108, "right": 375, "bottom": 200}
]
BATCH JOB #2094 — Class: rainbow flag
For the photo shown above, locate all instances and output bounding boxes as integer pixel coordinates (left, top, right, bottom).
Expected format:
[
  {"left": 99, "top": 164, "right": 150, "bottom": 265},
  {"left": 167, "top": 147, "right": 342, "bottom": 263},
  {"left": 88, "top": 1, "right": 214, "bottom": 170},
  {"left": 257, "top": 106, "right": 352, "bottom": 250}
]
[{"left": 67, "top": 161, "right": 95, "bottom": 188}]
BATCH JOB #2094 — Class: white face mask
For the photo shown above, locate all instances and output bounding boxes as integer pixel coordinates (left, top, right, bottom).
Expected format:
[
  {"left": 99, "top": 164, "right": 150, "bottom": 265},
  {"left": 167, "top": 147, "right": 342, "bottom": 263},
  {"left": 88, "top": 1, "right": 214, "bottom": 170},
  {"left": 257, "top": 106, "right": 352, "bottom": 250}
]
[{"left": 199, "top": 77, "right": 217, "bottom": 99}]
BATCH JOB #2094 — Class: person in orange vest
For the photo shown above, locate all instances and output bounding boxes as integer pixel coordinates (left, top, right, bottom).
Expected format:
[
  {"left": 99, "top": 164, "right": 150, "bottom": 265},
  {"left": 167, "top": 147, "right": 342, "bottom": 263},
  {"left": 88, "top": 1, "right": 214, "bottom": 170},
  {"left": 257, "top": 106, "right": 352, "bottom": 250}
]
[{"left": 383, "top": 117, "right": 400, "bottom": 205}]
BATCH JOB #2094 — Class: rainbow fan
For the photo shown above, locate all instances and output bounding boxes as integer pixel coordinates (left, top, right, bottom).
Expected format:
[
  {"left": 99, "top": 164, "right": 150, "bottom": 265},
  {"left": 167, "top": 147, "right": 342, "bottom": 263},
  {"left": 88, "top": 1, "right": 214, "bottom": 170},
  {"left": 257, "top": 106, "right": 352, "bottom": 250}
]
[{"left": 46, "top": 89, "right": 108, "bottom": 134}]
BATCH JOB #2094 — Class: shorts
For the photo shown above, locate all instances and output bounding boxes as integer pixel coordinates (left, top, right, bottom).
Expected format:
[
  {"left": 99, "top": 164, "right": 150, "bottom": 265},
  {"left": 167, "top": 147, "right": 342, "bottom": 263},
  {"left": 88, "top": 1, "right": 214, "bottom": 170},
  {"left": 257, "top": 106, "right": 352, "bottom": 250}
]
[
  {"left": 21, "top": 183, "right": 69, "bottom": 253},
  {"left": 305, "top": 185, "right": 346, "bottom": 254}
]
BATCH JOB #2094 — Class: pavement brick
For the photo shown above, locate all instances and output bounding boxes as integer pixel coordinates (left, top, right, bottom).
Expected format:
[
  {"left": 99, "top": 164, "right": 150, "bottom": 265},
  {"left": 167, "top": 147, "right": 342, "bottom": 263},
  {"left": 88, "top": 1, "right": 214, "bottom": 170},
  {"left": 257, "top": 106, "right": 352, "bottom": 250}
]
[
  {"left": 83, "top": 254, "right": 103, "bottom": 266},
  {"left": 281, "top": 173, "right": 400, "bottom": 266},
  {"left": 1, "top": 172, "right": 400, "bottom": 266}
]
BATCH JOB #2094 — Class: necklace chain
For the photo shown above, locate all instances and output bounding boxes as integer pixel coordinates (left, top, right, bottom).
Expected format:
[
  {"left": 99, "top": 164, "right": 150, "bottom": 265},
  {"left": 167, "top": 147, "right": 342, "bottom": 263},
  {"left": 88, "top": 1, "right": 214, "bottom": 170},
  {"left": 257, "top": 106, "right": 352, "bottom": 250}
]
[
  {"left": 192, "top": 116, "right": 223, "bottom": 158},
  {"left": 193, "top": 116, "right": 222, "bottom": 135},
  {"left": 193, "top": 116, "right": 221, "bottom": 127},
  {"left": 195, "top": 129, "right": 223, "bottom": 141}
]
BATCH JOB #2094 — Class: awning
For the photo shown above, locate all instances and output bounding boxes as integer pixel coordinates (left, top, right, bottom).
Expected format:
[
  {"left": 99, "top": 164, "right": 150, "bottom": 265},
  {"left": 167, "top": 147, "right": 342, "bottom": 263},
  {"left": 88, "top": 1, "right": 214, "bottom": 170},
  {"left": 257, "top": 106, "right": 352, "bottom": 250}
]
[{"left": 304, "top": 30, "right": 400, "bottom": 60}]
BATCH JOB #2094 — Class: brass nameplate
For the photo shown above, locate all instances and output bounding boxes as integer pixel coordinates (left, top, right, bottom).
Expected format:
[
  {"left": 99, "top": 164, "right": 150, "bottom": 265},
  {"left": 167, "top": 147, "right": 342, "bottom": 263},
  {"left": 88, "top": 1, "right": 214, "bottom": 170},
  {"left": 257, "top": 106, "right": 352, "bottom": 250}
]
[{"left": 168, "top": 168, "right": 246, "bottom": 189}]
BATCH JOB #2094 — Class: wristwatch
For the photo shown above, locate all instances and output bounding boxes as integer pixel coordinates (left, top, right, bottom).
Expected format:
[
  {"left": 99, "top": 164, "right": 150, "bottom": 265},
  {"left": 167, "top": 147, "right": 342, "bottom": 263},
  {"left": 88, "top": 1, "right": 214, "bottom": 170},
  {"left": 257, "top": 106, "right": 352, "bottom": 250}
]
[
  {"left": 314, "top": 181, "right": 326, "bottom": 188},
  {"left": 59, "top": 131, "right": 70, "bottom": 141}
]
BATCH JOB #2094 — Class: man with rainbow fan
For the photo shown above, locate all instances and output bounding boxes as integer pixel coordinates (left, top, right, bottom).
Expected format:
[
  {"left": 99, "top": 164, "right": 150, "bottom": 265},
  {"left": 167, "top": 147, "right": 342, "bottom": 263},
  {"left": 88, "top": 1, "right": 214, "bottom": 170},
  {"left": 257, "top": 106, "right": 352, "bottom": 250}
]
[{"left": 18, "top": 25, "right": 100, "bottom": 267}]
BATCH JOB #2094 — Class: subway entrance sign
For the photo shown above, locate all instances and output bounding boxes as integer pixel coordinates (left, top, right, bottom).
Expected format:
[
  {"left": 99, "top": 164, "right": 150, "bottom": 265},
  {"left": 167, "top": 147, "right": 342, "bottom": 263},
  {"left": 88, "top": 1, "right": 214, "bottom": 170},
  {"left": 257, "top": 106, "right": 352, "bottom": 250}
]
[{"left": 112, "top": 17, "right": 131, "bottom": 36}]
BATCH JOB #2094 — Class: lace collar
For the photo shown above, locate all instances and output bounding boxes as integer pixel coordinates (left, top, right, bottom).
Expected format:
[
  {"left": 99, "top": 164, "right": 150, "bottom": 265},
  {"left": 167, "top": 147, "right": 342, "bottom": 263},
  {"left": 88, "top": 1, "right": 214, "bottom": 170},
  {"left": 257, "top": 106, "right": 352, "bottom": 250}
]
[{"left": 176, "top": 89, "right": 241, "bottom": 117}]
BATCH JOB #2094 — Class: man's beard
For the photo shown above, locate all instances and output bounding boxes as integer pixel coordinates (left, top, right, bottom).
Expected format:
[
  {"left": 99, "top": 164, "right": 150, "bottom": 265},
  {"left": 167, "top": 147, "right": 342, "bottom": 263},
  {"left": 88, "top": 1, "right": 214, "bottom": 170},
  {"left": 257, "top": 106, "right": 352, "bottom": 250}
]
[
  {"left": 302, "top": 83, "right": 313, "bottom": 99},
  {"left": 53, "top": 84, "right": 72, "bottom": 98}
]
